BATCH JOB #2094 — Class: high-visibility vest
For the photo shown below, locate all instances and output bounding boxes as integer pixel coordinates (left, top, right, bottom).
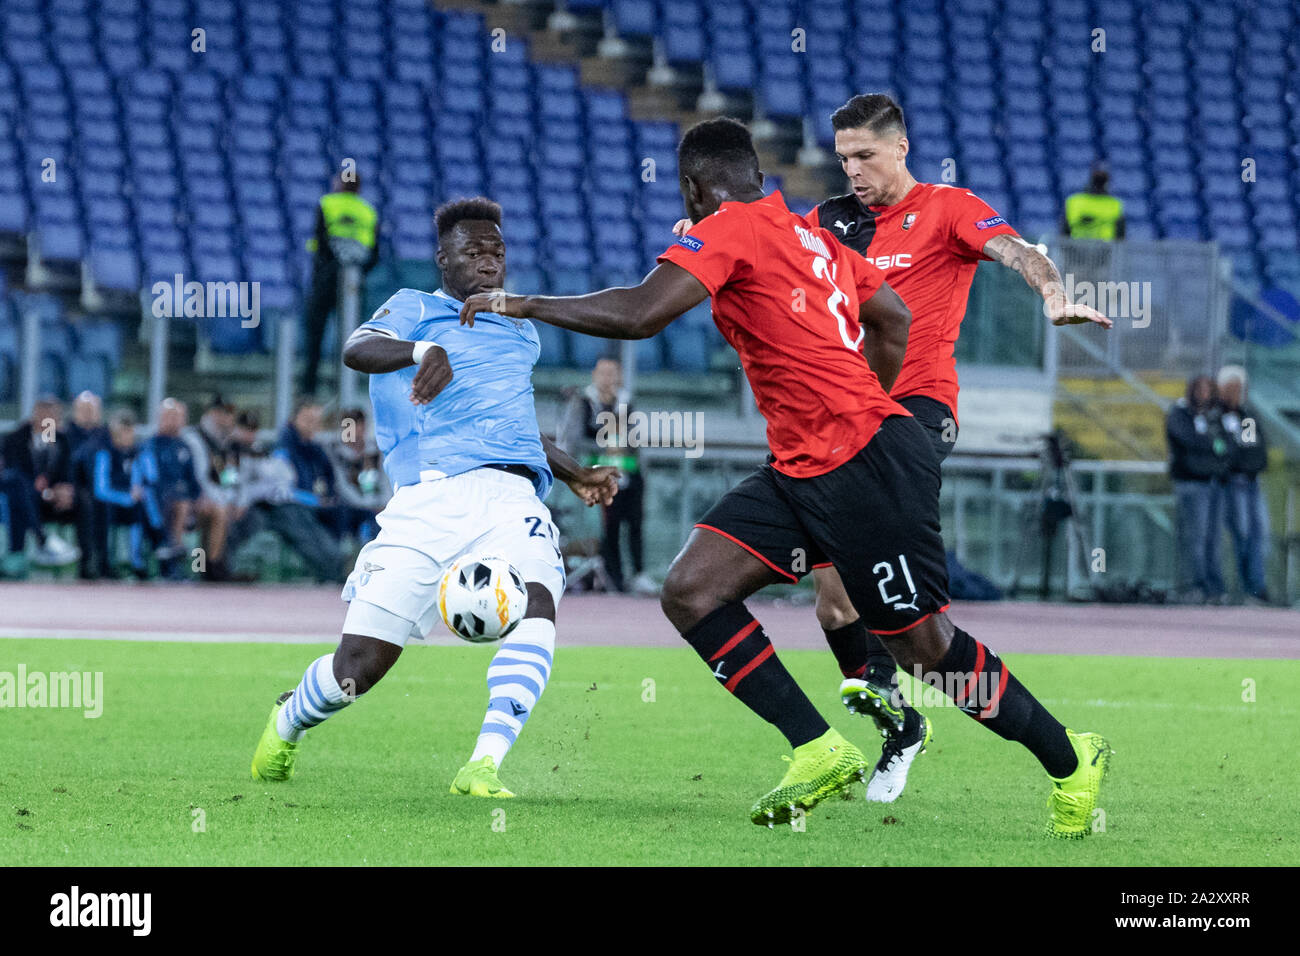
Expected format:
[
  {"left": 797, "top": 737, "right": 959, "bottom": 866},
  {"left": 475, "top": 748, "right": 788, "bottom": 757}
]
[
  {"left": 318, "top": 192, "right": 378, "bottom": 248},
  {"left": 1064, "top": 191, "right": 1124, "bottom": 240}
]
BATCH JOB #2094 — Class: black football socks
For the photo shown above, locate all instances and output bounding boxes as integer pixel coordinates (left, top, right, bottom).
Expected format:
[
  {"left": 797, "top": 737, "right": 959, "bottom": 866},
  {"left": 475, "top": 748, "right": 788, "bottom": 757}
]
[
  {"left": 684, "top": 602, "right": 829, "bottom": 749},
  {"left": 929, "top": 627, "right": 1078, "bottom": 778},
  {"left": 825, "top": 619, "right": 910, "bottom": 712}
]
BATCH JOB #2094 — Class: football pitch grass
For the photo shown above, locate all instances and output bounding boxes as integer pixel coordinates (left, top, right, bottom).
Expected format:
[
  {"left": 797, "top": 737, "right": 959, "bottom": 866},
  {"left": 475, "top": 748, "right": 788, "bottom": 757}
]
[{"left": 3, "top": 638, "right": 1296, "bottom": 866}]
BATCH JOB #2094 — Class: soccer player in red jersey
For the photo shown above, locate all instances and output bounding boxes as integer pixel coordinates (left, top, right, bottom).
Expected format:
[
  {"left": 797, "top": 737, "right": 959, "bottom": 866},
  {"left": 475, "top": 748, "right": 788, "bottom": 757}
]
[
  {"left": 807, "top": 94, "right": 1113, "bottom": 802},
  {"left": 675, "top": 95, "right": 1114, "bottom": 803},
  {"left": 461, "top": 118, "right": 1110, "bottom": 835}
]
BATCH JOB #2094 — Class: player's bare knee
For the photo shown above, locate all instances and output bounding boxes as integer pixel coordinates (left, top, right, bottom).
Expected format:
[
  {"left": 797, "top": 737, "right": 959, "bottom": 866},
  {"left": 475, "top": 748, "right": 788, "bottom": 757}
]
[
  {"left": 660, "top": 564, "right": 717, "bottom": 633},
  {"left": 524, "top": 582, "right": 556, "bottom": 622},
  {"left": 334, "top": 634, "right": 399, "bottom": 696}
]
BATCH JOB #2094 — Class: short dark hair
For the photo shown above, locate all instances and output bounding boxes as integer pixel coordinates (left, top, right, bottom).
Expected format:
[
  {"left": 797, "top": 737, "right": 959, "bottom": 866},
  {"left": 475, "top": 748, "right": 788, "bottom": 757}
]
[
  {"left": 830, "top": 93, "right": 907, "bottom": 138},
  {"left": 677, "top": 117, "right": 761, "bottom": 190},
  {"left": 435, "top": 197, "right": 503, "bottom": 238}
]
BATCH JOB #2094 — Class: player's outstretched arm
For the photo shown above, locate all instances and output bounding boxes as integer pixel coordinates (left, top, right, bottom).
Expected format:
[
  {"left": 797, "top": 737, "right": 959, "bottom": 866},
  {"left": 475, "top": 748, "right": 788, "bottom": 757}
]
[
  {"left": 458, "top": 263, "right": 710, "bottom": 340},
  {"left": 857, "top": 281, "right": 912, "bottom": 392},
  {"left": 982, "top": 234, "right": 1114, "bottom": 329},
  {"left": 540, "top": 434, "right": 619, "bottom": 506}
]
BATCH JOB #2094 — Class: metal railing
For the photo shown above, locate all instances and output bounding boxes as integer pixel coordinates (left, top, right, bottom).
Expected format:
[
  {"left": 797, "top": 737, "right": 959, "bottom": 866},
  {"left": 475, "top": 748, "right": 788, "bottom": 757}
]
[{"left": 1050, "top": 238, "right": 1231, "bottom": 377}]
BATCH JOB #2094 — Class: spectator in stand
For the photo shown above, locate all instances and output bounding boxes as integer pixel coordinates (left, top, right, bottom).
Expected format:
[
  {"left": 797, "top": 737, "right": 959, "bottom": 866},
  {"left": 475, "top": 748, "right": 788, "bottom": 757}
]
[
  {"left": 91, "top": 409, "right": 165, "bottom": 579},
  {"left": 66, "top": 391, "right": 110, "bottom": 579},
  {"left": 65, "top": 391, "right": 107, "bottom": 458},
  {"left": 562, "top": 357, "right": 655, "bottom": 594},
  {"left": 1214, "top": 365, "right": 1271, "bottom": 604},
  {"left": 265, "top": 399, "right": 346, "bottom": 582},
  {"left": 300, "top": 170, "right": 382, "bottom": 398},
  {"left": 1062, "top": 164, "right": 1126, "bottom": 241},
  {"left": 135, "top": 399, "right": 202, "bottom": 578},
  {"left": 1166, "top": 375, "right": 1230, "bottom": 604},
  {"left": 326, "top": 406, "right": 388, "bottom": 545},
  {"left": 0, "top": 396, "right": 79, "bottom": 573},
  {"left": 227, "top": 409, "right": 292, "bottom": 548},
  {"left": 181, "top": 396, "right": 245, "bottom": 581}
]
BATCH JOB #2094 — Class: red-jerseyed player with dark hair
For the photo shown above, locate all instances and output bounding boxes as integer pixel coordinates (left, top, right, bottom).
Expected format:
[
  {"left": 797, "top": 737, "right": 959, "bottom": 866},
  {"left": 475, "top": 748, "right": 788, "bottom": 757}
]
[
  {"left": 679, "top": 94, "right": 1114, "bottom": 805},
  {"left": 461, "top": 117, "right": 1110, "bottom": 835}
]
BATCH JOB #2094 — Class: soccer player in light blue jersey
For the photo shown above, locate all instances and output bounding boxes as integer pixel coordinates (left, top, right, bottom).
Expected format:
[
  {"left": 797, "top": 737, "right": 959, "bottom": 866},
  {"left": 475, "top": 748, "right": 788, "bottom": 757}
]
[{"left": 251, "top": 198, "right": 620, "bottom": 797}]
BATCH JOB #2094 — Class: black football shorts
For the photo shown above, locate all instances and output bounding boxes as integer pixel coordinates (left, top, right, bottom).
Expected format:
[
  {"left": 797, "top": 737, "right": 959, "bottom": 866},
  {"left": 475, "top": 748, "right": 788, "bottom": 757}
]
[
  {"left": 896, "top": 395, "right": 958, "bottom": 465},
  {"left": 695, "top": 414, "right": 950, "bottom": 635}
]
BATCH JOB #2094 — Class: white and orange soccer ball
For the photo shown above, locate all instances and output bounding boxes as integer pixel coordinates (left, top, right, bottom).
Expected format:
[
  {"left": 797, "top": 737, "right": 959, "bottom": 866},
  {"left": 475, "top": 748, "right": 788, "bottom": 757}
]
[{"left": 438, "top": 556, "right": 528, "bottom": 644}]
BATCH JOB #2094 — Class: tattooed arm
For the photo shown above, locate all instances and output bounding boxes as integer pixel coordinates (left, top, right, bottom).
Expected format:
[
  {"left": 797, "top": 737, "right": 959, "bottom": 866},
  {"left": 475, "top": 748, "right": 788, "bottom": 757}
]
[{"left": 982, "top": 233, "right": 1113, "bottom": 329}]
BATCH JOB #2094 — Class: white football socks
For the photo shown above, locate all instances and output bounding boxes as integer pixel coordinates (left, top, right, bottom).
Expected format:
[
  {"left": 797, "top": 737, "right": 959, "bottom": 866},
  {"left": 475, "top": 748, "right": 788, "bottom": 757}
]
[
  {"left": 470, "top": 618, "right": 556, "bottom": 766},
  {"left": 277, "top": 653, "right": 351, "bottom": 743}
]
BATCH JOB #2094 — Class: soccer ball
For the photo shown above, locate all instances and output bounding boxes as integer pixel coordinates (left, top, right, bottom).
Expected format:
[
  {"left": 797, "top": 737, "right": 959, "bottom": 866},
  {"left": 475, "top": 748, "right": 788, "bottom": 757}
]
[{"left": 438, "top": 556, "right": 528, "bottom": 643}]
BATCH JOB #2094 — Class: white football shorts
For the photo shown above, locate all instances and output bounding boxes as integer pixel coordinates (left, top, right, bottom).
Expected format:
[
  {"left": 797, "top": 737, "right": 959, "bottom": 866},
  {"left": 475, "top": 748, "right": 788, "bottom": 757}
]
[{"left": 340, "top": 467, "right": 565, "bottom": 647}]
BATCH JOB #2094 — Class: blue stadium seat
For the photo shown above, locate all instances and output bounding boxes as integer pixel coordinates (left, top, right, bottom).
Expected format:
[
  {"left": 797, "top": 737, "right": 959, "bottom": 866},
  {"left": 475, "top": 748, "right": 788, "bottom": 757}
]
[
  {"left": 569, "top": 328, "right": 620, "bottom": 369},
  {"left": 0, "top": 188, "right": 29, "bottom": 233},
  {"left": 75, "top": 320, "right": 123, "bottom": 368},
  {"left": 66, "top": 354, "right": 111, "bottom": 398},
  {"left": 89, "top": 247, "right": 140, "bottom": 291},
  {"left": 712, "top": 47, "right": 756, "bottom": 91},
  {"left": 0, "top": 0, "right": 1284, "bottom": 375},
  {"left": 532, "top": 320, "right": 571, "bottom": 368},
  {"left": 141, "top": 246, "right": 190, "bottom": 284},
  {"left": 37, "top": 222, "right": 83, "bottom": 262},
  {"left": 663, "top": 323, "right": 711, "bottom": 373},
  {"left": 612, "top": 0, "right": 657, "bottom": 36},
  {"left": 204, "top": 310, "right": 264, "bottom": 354}
]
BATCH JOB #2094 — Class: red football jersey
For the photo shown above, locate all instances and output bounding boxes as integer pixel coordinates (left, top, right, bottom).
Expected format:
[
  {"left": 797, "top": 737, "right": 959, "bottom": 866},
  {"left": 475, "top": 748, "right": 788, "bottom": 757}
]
[
  {"left": 658, "top": 191, "right": 909, "bottom": 478},
  {"left": 804, "top": 182, "right": 1019, "bottom": 422}
]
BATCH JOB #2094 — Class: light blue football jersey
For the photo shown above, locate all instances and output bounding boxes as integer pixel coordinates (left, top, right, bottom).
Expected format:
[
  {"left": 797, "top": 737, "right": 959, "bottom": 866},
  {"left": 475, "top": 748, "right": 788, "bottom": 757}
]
[{"left": 357, "top": 287, "right": 553, "bottom": 499}]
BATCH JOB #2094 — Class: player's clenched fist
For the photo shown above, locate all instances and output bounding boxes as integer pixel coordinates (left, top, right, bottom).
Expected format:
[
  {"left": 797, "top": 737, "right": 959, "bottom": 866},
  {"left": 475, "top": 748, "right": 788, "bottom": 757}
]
[
  {"left": 409, "top": 344, "right": 453, "bottom": 404},
  {"left": 566, "top": 465, "right": 621, "bottom": 507},
  {"left": 459, "top": 289, "right": 528, "bottom": 327}
]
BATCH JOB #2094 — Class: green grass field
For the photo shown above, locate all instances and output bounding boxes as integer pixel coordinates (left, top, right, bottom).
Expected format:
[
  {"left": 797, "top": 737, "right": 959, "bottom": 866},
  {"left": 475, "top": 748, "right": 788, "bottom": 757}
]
[{"left": 2, "top": 639, "right": 1296, "bottom": 866}]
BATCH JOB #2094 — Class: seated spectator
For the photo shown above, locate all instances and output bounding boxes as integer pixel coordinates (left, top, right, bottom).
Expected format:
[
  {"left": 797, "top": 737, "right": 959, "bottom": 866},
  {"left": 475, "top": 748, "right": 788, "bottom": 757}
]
[
  {"left": 136, "top": 398, "right": 202, "bottom": 578},
  {"left": 326, "top": 406, "right": 390, "bottom": 545},
  {"left": 91, "top": 409, "right": 166, "bottom": 578},
  {"left": 66, "top": 391, "right": 110, "bottom": 579},
  {"left": 1214, "top": 366, "right": 1271, "bottom": 603},
  {"left": 1166, "top": 375, "right": 1230, "bottom": 604},
  {"left": 181, "top": 396, "right": 245, "bottom": 582},
  {"left": 65, "top": 391, "right": 108, "bottom": 458},
  {"left": 0, "top": 396, "right": 80, "bottom": 574},
  {"left": 242, "top": 400, "right": 346, "bottom": 583}
]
